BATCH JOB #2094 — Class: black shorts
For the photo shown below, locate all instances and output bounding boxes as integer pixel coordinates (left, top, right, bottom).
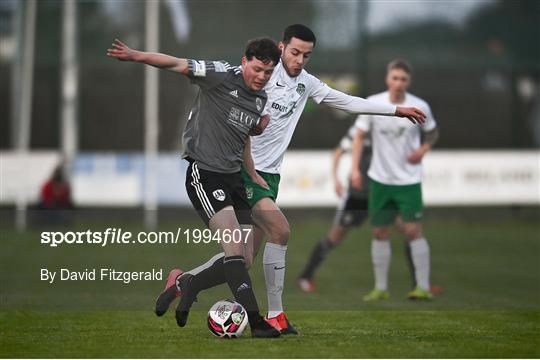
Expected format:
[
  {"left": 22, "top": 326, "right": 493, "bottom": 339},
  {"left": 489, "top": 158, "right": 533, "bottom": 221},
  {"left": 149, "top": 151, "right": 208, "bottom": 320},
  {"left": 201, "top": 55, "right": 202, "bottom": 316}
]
[
  {"left": 333, "top": 191, "right": 369, "bottom": 228},
  {"left": 185, "top": 159, "right": 252, "bottom": 226}
]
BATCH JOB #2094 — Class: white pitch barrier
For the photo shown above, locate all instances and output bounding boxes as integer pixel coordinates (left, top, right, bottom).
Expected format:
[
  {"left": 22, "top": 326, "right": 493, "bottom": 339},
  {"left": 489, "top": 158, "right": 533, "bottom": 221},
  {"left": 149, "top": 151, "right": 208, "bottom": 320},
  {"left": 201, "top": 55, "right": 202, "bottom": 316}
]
[{"left": 1, "top": 150, "right": 539, "bottom": 207}]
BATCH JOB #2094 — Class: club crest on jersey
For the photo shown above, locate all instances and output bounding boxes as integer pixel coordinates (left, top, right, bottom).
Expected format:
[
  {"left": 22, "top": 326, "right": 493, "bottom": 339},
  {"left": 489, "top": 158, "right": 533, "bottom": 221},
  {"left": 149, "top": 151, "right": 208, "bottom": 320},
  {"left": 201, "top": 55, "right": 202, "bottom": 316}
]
[
  {"left": 245, "top": 186, "right": 253, "bottom": 199},
  {"left": 213, "top": 189, "right": 226, "bottom": 201},
  {"left": 256, "top": 97, "right": 263, "bottom": 111},
  {"left": 296, "top": 83, "right": 306, "bottom": 96}
]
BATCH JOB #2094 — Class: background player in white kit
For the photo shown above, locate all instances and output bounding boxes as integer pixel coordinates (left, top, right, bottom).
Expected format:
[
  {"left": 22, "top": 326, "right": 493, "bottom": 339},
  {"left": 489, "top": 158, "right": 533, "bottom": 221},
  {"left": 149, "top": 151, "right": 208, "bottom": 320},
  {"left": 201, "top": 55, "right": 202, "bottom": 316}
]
[
  {"left": 298, "top": 125, "right": 444, "bottom": 295},
  {"left": 241, "top": 25, "right": 427, "bottom": 333},
  {"left": 352, "top": 59, "right": 439, "bottom": 301}
]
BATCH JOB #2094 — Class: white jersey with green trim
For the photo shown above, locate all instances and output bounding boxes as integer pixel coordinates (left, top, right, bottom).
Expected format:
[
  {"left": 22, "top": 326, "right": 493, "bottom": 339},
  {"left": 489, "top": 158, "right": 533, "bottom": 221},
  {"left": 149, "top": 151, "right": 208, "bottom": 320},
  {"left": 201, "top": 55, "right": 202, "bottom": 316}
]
[
  {"left": 251, "top": 62, "right": 397, "bottom": 174},
  {"left": 354, "top": 91, "right": 437, "bottom": 186},
  {"left": 250, "top": 61, "right": 331, "bottom": 174}
]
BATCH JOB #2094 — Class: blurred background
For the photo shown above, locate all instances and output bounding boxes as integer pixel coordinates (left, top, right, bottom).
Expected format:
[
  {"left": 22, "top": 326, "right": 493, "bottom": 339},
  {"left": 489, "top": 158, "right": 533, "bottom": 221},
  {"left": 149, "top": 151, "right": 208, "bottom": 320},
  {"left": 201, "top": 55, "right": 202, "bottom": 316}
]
[{"left": 1, "top": 0, "right": 539, "bottom": 223}]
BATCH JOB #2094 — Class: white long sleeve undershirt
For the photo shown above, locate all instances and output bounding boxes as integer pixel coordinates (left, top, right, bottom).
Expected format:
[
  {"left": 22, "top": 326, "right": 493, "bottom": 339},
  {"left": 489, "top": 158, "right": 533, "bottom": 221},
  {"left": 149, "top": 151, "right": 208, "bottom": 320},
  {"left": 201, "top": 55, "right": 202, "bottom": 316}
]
[{"left": 321, "top": 88, "right": 397, "bottom": 116}]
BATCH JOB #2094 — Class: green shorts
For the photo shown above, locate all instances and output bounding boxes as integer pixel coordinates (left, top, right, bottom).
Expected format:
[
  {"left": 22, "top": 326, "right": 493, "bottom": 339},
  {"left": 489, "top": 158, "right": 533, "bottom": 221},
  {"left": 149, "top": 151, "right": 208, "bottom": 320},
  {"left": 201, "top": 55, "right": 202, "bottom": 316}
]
[
  {"left": 240, "top": 167, "right": 281, "bottom": 208},
  {"left": 368, "top": 178, "right": 423, "bottom": 226}
]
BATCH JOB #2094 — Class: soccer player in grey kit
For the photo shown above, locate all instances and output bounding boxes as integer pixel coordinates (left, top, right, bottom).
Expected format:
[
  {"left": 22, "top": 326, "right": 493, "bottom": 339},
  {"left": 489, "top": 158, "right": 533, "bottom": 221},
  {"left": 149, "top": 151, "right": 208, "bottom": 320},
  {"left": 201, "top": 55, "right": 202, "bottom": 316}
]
[{"left": 107, "top": 38, "right": 282, "bottom": 337}]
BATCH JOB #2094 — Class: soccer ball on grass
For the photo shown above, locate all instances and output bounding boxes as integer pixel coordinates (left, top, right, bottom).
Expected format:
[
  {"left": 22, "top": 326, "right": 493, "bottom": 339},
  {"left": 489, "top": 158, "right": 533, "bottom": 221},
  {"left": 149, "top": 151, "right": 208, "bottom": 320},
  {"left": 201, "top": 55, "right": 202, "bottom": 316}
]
[{"left": 207, "top": 299, "right": 248, "bottom": 338}]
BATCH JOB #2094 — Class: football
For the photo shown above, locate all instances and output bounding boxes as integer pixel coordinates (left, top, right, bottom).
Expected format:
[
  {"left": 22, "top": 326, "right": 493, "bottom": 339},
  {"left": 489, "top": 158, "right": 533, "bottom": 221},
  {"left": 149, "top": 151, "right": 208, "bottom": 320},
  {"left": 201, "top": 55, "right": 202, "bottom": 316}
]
[{"left": 207, "top": 300, "right": 249, "bottom": 338}]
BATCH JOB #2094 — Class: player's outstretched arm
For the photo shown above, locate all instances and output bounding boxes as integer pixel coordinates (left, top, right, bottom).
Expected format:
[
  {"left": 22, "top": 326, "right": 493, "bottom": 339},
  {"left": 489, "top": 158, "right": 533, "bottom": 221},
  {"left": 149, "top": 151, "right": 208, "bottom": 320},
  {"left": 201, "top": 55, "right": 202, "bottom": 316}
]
[
  {"left": 395, "top": 106, "right": 426, "bottom": 125},
  {"left": 350, "top": 129, "right": 366, "bottom": 190},
  {"left": 107, "top": 39, "right": 188, "bottom": 74},
  {"left": 321, "top": 88, "right": 426, "bottom": 124}
]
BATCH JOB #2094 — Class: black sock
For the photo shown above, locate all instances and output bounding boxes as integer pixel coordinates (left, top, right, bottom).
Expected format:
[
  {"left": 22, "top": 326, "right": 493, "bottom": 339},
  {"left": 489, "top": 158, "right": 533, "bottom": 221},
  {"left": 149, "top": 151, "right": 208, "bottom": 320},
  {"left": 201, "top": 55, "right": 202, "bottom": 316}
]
[
  {"left": 223, "top": 255, "right": 262, "bottom": 327},
  {"left": 404, "top": 242, "right": 416, "bottom": 287},
  {"left": 188, "top": 253, "right": 226, "bottom": 295},
  {"left": 300, "top": 236, "right": 335, "bottom": 280}
]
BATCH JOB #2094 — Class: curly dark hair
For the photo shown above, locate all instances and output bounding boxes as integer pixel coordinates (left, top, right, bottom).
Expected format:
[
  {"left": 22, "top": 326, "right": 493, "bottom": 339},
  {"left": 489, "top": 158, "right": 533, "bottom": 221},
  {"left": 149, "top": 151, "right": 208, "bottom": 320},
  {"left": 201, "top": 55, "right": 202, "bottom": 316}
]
[{"left": 244, "top": 37, "right": 281, "bottom": 66}]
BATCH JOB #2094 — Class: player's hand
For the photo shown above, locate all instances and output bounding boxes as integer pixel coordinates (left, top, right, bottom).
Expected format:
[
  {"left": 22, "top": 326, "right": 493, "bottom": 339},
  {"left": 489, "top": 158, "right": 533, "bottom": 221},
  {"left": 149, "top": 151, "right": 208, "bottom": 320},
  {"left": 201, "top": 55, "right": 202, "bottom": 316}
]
[
  {"left": 351, "top": 171, "right": 362, "bottom": 190},
  {"left": 395, "top": 106, "right": 426, "bottom": 124},
  {"left": 334, "top": 180, "right": 343, "bottom": 197},
  {"left": 107, "top": 39, "right": 139, "bottom": 62},
  {"left": 249, "top": 115, "right": 270, "bottom": 136},
  {"left": 407, "top": 148, "right": 425, "bottom": 164},
  {"left": 252, "top": 173, "right": 270, "bottom": 190}
]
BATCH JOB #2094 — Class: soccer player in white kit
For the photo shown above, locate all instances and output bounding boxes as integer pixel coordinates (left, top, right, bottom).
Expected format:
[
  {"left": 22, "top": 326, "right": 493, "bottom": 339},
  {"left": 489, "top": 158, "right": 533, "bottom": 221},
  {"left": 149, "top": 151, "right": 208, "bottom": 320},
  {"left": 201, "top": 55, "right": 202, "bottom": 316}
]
[
  {"left": 240, "top": 25, "right": 427, "bottom": 333},
  {"left": 352, "top": 59, "right": 439, "bottom": 301}
]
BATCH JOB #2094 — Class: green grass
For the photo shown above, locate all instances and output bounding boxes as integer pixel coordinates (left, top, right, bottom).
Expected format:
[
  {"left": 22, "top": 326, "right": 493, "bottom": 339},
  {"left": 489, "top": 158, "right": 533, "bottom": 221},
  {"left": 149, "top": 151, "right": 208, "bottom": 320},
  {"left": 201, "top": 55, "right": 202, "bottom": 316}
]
[
  {"left": 1, "top": 214, "right": 539, "bottom": 357},
  {"left": 1, "top": 310, "right": 538, "bottom": 358}
]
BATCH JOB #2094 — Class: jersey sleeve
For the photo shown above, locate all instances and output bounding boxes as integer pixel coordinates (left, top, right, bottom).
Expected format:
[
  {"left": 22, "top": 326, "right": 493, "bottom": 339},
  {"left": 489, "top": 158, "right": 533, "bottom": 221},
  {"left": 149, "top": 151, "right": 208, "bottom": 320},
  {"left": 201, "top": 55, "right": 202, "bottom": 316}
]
[
  {"left": 339, "top": 134, "right": 352, "bottom": 152},
  {"left": 186, "top": 60, "right": 232, "bottom": 89},
  {"left": 307, "top": 74, "right": 331, "bottom": 104},
  {"left": 354, "top": 114, "right": 371, "bottom": 132},
  {"left": 421, "top": 103, "right": 437, "bottom": 132},
  {"left": 321, "top": 88, "right": 396, "bottom": 115}
]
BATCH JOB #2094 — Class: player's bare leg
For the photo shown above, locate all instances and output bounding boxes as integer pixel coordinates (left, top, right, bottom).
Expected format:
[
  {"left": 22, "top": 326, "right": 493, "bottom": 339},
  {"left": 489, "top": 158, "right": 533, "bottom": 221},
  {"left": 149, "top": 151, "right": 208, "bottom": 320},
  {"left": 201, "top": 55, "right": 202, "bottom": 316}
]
[
  {"left": 252, "top": 224, "right": 266, "bottom": 258},
  {"left": 252, "top": 197, "right": 298, "bottom": 334},
  {"left": 363, "top": 226, "right": 391, "bottom": 301}
]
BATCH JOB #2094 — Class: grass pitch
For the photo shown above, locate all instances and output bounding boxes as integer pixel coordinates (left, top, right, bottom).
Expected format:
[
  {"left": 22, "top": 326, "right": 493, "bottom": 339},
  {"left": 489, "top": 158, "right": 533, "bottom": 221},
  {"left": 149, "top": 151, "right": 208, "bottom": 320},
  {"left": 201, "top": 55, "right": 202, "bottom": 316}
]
[{"left": 1, "top": 211, "right": 539, "bottom": 358}]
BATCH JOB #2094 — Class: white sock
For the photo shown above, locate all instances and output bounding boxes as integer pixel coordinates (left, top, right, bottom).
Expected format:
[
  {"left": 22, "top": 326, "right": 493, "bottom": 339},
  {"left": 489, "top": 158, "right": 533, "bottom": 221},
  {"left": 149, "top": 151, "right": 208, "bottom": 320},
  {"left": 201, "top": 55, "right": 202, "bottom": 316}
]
[
  {"left": 371, "top": 239, "right": 391, "bottom": 291},
  {"left": 263, "top": 242, "right": 287, "bottom": 318},
  {"left": 410, "top": 237, "right": 430, "bottom": 291}
]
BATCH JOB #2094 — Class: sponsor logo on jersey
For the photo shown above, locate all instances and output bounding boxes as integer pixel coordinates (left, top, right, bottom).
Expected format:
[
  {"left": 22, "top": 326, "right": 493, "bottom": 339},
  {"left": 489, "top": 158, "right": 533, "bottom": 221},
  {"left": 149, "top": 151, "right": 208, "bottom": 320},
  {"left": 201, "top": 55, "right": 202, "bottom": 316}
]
[
  {"left": 256, "top": 97, "right": 262, "bottom": 111},
  {"left": 276, "top": 81, "right": 285, "bottom": 87},
  {"left": 229, "top": 89, "right": 239, "bottom": 98},
  {"left": 271, "top": 100, "right": 299, "bottom": 119},
  {"left": 296, "top": 83, "right": 306, "bottom": 96},
  {"left": 228, "top": 107, "right": 257, "bottom": 129},
  {"left": 381, "top": 127, "right": 407, "bottom": 138},
  {"left": 271, "top": 102, "right": 288, "bottom": 112},
  {"left": 213, "top": 189, "right": 226, "bottom": 201}
]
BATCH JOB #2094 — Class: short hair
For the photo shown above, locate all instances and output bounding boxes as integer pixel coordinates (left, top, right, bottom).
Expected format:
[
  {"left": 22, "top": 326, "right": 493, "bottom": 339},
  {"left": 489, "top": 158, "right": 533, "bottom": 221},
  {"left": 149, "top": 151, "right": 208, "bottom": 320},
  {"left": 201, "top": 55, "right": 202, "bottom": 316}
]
[
  {"left": 387, "top": 59, "right": 412, "bottom": 74},
  {"left": 283, "top": 24, "right": 317, "bottom": 46},
  {"left": 245, "top": 37, "right": 281, "bottom": 66}
]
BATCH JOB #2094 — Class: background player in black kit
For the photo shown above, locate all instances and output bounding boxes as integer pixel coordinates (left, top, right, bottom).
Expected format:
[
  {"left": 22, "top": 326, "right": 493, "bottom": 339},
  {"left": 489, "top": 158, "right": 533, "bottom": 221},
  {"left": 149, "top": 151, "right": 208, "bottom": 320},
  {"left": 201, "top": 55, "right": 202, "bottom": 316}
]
[
  {"left": 107, "top": 38, "right": 281, "bottom": 337},
  {"left": 298, "top": 125, "right": 372, "bottom": 292}
]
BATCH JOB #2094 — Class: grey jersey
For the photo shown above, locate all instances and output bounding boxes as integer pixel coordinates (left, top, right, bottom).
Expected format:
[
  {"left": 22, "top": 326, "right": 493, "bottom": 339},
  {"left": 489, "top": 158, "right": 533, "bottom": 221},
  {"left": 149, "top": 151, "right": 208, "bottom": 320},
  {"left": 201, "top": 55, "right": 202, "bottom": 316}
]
[{"left": 182, "top": 60, "right": 268, "bottom": 173}]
